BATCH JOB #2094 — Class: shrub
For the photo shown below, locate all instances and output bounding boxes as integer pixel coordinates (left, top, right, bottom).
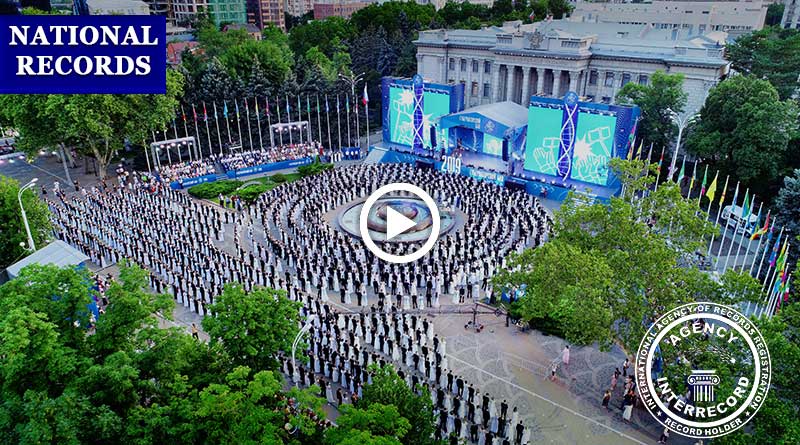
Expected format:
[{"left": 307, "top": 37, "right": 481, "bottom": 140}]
[
  {"left": 236, "top": 183, "right": 269, "bottom": 204},
  {"left": 187, "top": 180, "right": 243, "bottom": 199},
  {"left": 297, "top": 161, "right": 333, "bottom": 177},
  {"left": 270, "top": 173, "right": 287, "bottom": 183}
]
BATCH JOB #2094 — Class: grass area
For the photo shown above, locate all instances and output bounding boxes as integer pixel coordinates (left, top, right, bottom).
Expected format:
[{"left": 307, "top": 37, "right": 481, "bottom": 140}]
[{"left": 188, "top": 172, "right": 302, "bottom": 206}]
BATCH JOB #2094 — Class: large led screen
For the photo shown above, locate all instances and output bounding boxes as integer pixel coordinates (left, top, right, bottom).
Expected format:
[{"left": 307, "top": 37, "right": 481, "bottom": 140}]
[
  {"left": 388, "top": 86, "right": 450, "bottom": 148},
  {"left": 570, "top": 112, "right": 616, "bottom": 185},
  {"left": 482, "top": 134, "right": 503, "bottom": 157},
  {"left": 524, "top": 106, "right": 564, "bottom": 176}
]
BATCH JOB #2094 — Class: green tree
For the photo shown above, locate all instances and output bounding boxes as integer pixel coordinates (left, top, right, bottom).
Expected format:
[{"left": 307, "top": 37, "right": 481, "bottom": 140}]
[
  {"left": 616, "top": 71, "right": 687, "bottom": 159},
  {"left": 219, "top": 38, "right": 293, "bottom": 85},
  {"left": 726, "top": 26, "right": 800, "bottom": 100},
  {"left": 359, "top": 364, "right": 437, "bottom": 445},
  {"left": 202, "top": 284, "right": 303, "bottom": 372},
  {"left": 325, "top": 404, "right": 410, "bottom": 445},
  {"left": 686, "top": 75, "right": 799, "bottom": 196},
  {"left": 494, "top": 158, "right": 761, "bottom": 350},
  {"left": 288, "top": 16, "right": 355, "bottom": 59},
  {"left": 0, "top": 175, "right": 51, "bottom": 269},
  {"left": 773, "top": 169, "right": 800, "bottom": 265},
  {"left": 766, "top": 3, "right": 785, "bottom": 26}
]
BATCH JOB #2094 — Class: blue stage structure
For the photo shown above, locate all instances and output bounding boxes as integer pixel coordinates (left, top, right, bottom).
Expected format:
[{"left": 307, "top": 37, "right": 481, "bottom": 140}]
[{"left": 373, "top": 76, "right": 640, "bottom": 203}]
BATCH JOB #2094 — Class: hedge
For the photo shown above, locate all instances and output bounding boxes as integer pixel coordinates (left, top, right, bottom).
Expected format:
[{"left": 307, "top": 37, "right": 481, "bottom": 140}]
[{"left": 187, "top": 180, "right": 243, "bottom": 199}]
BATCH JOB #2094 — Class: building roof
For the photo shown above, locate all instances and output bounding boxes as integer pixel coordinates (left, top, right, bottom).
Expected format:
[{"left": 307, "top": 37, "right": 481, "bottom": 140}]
[
  {"left": 416, "top": 19, "right": 729, "bottom": 67},
  {"left": 6, "top": 240, "right": 90, "bottom": 279},
  {"left": 449, "top": 101, "right": 529, "bottom": 129}
]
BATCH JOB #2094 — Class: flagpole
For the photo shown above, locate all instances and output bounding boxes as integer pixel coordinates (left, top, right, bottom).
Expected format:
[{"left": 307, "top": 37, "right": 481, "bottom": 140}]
[
  {"left": 653, "top": 147, "right": 665, "bottom": 192},
  {"left": 255, "top": 98, "right": 264, "bottom": 149},
  {"left": 223, "top": 101, "right": 232, "bottom": 146},
  {"left": 325, "top": 95, "right": 333, "bottom": 153},
  {"left": 213, "top": 102, "right": 223, "bottom": 155},
  {"left": 277, "top": 97, "right": 283, "bottom": 146},
  {"left": 715, "top": 181, "right": 739, "bottom": 267},
  {"left": 363, "top": 84, "right": 370, "bottom": 151},
  {"left": 354, "top": 93, "right": 361, "bottom": 149},
  {"left": 203, "top": 103, "right": 213, "bottom": 157},
  {"left": 346, "top": 93, "right": 351, "bottom": 147},
  {"left": 768, "top": 253, "right": 791, "bottom": 317},
  {"left": 706, "top": 175, "right": 729, "bottom": 257},
  {"left": 765, "top": 244, "right": 790, "bottom": 317},
  {"left": 235, "top": 100, "right": 243, "bottom": 150},
  {"left": 335, "top": 95, "right": 341, "bottom": 151},
  {"left": 316, "top": 95, "right": 322, "bottom": 145},
  {"left": 286, "top": 96, "right": 293, "bottom": 146},
  {"left": 758, "top": 263, "right": 781, "bottom": 317},
  {"left": 758, "top": 226, "right": 782, "bottom": 282},
  {"left": 151, "top": 130, "right": 161, "bottom": 169},
  {"left": 143, "top": 138, "right": 151, "bottom": 173},
  {"left": 306, "top": 96, "right": 312, "bottom": 144},
  {"left": 262, "top": 97, "right": 270, "bottom": 148},
  {"left": 245, "top": 98, "right": 254, "bottom": 151},
  {"left": 735, "top": 200, "right": 760, "bottom": 271},
  {"left": 181, "top": 106, "right": 191, "bottom": 161},
  {"left": 174, "top": 115, "right": 182, "bottom": 163},
  {"left": 723, "top": 188, "right": 749, "bottom": 271},
  {"left": 750, "top": 216, "right": 772, "bottom": 275},
  {"left": 192, "top": 105, "right": 203, "bottom": 159}
]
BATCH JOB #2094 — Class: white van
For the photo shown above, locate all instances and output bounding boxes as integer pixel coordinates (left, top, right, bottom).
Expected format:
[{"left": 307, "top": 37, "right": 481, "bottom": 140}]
[{"left": 721, "top": 205, "right": 759, "bottom": 235}]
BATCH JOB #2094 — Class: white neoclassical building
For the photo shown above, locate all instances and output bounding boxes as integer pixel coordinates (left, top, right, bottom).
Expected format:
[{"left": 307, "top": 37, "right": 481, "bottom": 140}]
[{"left": 414, "top": 20, "right": 731, "bottom": 113}]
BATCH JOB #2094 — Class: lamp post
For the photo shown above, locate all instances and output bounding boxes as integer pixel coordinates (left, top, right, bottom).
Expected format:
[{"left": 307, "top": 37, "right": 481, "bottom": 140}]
[
  {"left": 18, "top": 178, "right": 38, "bottom": 252},
  {"left": 339, "top": 72, "right": 365, "bottom": 148},
  {"left": 667, "top": 109, "right": 698, "bottom": 181},
  {"left": 291, "top": 314, "right": 317, "bottom": 386}
]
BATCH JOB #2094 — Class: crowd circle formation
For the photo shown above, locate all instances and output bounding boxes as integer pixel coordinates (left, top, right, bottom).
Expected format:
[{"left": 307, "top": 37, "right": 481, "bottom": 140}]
[{"left": 46, "top": 162, "right": 551, "bottom": 444}]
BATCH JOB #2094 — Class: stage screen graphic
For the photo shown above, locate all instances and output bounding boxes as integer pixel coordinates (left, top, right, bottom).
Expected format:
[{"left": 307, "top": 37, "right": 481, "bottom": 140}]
[
  {"left": 388, "top": 86, "right": 450, "bottom": 149},
  {"left": 524, "top": 106, "right": 564, "bottom": 176},
  {"left": 482, "top": 134, "right": 503, "bottom": 157},
  {"left": 570, "top": 112, "right": 616, "bottom": 185}
]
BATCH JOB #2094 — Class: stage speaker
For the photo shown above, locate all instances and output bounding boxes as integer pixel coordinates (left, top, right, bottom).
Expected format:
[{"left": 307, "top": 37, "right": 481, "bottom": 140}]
[
  {"left": 502, "top": 141, "right": 509, "bottom": 162},
  {"left": 430, "top": 127, "right": 437, "bottom": 148},
  {"left": 416, "top": 159, "right": 435, "bottom": 170},
  {"left": 505, "top": 180, "right": 526, "bottom": 192}
]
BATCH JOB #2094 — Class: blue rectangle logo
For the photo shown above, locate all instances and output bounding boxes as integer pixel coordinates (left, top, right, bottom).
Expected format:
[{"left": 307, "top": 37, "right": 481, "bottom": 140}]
[{"left": 0, "top": 15, "right": 166, "bottom": 94}]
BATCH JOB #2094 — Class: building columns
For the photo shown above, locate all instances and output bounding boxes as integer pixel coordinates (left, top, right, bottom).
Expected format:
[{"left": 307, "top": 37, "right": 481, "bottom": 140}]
[
  {"left": 478, "top": 60, "right": 486, "bottom": 104},
  {"left": 568, "top": 71, "right": 579, "bottom": 94},
  {"left": 466, "top": 59, "right": 473, "bottom": 103},
  {"left": 506, "top": 65, "right": 516, "bottom": 102},
  {"left": 521, "top": 67, "right": 531, "bottom": 105},
  {"left": 535, "top": 68, "right": 544, "bottom": 96},
  {"left": 552, "top": 69, "right": 562, "bottom": 98},
  {"left": 492, "top": 64, "right": 502, "bottom": 103}
]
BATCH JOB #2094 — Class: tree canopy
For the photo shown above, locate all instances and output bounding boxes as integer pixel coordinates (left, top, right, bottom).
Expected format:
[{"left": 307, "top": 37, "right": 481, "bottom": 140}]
[
  {"left": 0, "top": 175, "right": 52, "bottom": 269},
  {"left": 726, "top": 26, "right": 800, "bottom": 100},
  {"left": 685, "top": 75, "right": 799, "bottom": 197}
]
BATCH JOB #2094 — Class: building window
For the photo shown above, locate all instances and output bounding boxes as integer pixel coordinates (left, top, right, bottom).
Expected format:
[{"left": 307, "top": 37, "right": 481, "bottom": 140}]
[
  {"left": 589, "top": 70, "right": 598, "bottom": 85},
  {"left": 448, "top": 58, "right": 455, "bottom": 71},
  {"left": 621, "top": 73, "right": 631, "bottom": 86},
  {"left": 561, "top": 41, "right": 580, "bottom": 48},
  {"left": 471, "top": 82, "right": 479, "bottom": 96},
  {"left": 638, "top": 74, "right": 648, "bottom": 85},
  {"left": 604, "top": 72, "right": 614, "bottom": 87},
  {"left": 472, "top": 60, "right": 479, "bottom": 72},
  {"left": 483, "top": 83, "right": 491, "bottom": 97},
  {"left": 484, "top": 61, "right": 492, "bottom": 74},
  {"left": 460, "top": 59, "right": 467, "bottom": 71}
]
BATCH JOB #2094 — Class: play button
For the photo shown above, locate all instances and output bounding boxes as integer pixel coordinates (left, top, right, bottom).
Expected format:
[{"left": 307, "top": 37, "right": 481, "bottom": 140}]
[
  {"left": 359, "top": 182, "right": 441, "bottom": 264},
  {"left": 385, "top": 206, "right": 417, "bottom": 241}
]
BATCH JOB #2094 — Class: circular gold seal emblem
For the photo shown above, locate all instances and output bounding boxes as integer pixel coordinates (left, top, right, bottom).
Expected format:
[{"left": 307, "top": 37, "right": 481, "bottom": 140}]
[{"left": 635, "top": 302, "right": 771, "bottom": 439}]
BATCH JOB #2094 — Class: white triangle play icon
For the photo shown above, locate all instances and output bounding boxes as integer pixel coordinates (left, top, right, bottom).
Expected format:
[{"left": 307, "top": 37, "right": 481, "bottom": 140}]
[{"left": 385, "top": 206, "right": 417, "bottom": 241}]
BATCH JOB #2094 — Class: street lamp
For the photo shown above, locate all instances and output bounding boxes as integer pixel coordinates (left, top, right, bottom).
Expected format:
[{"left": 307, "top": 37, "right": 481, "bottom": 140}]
[
  {"left": 667, "top": 109, "right": 699, "bottom": 181},
  {"left": 291, "top": 314, "right": 317, "bottom": 386},
  {"left": 339, "top": 72, "right": 365, "bottom": 148},
  {"left": 18, "top": 178, "right": 38, "bottom": 252}
]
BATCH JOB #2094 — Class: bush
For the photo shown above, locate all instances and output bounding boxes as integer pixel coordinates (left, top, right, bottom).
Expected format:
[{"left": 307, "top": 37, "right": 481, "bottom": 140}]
[
  {"left": 236, "top": 183, "right": 269, "bottom": 204},
  {"left": 297, "top": 161, "right": 333, "bottom": 177},
  {"left": 270, "top": 173, "right": 287, "bottom": 183},
  {"left": 187, "top": 180, "right": 243, "bottom": 199}
]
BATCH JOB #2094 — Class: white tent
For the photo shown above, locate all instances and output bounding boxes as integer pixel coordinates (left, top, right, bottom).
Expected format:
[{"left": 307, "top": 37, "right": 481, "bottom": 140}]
[{"left": 6, "top": 240, "right": 90, "bottom": 279}]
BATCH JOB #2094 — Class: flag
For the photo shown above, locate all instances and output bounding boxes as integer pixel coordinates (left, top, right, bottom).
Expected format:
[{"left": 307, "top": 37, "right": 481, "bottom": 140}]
[
  {"left": 362, "top": 84, "right": 369, "bottom": 106},
  {"left": 627, "top": 140, "right": 634, "bottom": 160},
  {"left": 688, "top": 160, "right": 698, "bottom": 194},
  {"left": 782, "top": 276, "right": 791, "bottom": 302},
  {"left": 635, "top": 139, "right": 643, "bottom": 159},
  {"left": 677, "top": 157, "right": 686, "bottom": 183},
  {"left": 529, "top": 10, "right": 535, "bottom": 21},
  {"left": 286, "top": 96, "right": 291, "bottom": 115},
  {"left": 705, "top": 171, "right": 719, "bottom": 203},
  {"left": 223, "top": 101, "right": 228, "bottom": 119},
  {"left": 740, "top": 190, "right": 750, "bottom": 224},
  {"left": 769, "top": 231, "right": 783, "bottom": 267},
  {"left": 235, "top": 100, "right": 240, "bottom": 117},
  {"left": 192, "top": 104, "right": 198, "bottom": 122},
  {"left": 699, "top": 167, "right": 708, "bottom": 196},
  {"left": 213, "top": 102, "right": 218, "bottom": 119},
  {"left": 345, "top": 94, "right": 350, "bottom": 113},
  {"left": 245, "top": 97, "right": 249, "bottom": 113},
  {"left": 316, "top": 95, "right": 320, "bottom": 113},
  {"left": 181, "top": 106, "right": 187, "bottom": 122},
  {"left": 772, "top": 241, "right": 789, "bottom": 295},
  {"left": 203, "top": 102, "right": 208, "bottom": 121},
  {"left": 750, "top": 210, "right": 770, "bottom": 240},
  {"left": 306, "top": 96, "right": 311, "bottom": 114},
  {"left": 333, "top": 95, "right": 337, "bottom": 112}
]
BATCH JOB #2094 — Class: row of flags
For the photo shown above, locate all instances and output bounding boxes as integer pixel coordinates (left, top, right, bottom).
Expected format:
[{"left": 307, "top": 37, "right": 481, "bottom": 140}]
[
  {"left": 182, "top": 93, "right": 368, "bottom": 124},
  {"left": 625, "top": 140, "right": 792, "bottom": 316}
]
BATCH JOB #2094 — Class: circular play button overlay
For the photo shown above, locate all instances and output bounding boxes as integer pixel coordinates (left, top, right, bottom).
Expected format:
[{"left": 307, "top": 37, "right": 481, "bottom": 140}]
[{"left": 359, "top": 183, "right": 441, "bottom": 264}]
